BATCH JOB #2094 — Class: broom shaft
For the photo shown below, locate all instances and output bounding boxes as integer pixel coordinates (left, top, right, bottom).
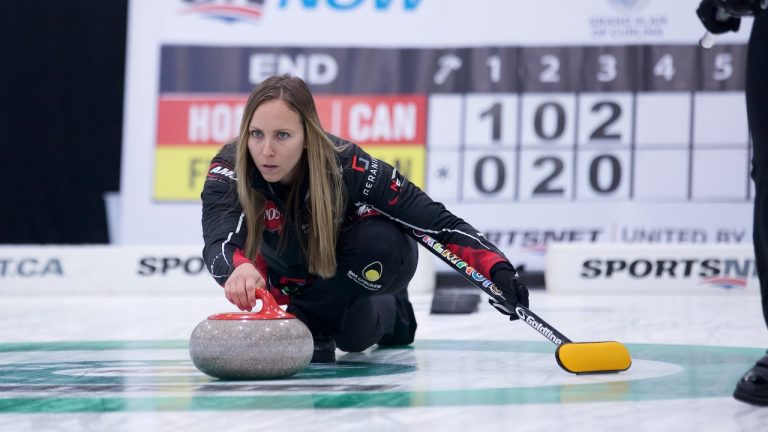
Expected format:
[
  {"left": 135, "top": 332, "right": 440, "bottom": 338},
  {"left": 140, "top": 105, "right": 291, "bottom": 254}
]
[{"left": 407, "top": 229, "right": 573, "bottom": 346}]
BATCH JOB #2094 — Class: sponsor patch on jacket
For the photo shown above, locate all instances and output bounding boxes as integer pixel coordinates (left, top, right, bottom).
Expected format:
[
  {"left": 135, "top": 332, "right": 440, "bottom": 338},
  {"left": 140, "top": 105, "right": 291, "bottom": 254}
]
[
  {"left": 362, "top": 261, "right": 383, "bottom": 282},
  {"left": 264, "top": 200, "right": 283, "bottom": 232},
  {"left": 387, "top": 169, "right": 403, "bottom": 206},
  {"left": 353, "top": 155, "right": 380, "bottom": 197},
  {"left": 207, "top": 163, "right": 236, "bottom": 181},
  {"left": 347, "top": 270, "right": 382, "bottom": 290}
]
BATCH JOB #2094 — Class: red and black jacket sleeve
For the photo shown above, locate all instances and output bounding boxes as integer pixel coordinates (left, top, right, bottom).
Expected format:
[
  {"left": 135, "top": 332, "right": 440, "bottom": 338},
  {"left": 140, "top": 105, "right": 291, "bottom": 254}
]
[
  {"left": 201, "top": 141, "right": 250, "bottom": 286},
  {"left": 341, "top": 143, "right": 516, "bottom": 278}
]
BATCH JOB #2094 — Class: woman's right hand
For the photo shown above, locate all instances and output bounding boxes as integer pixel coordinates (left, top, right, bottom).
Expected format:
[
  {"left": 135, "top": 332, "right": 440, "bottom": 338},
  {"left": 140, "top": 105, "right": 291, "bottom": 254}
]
[{"left": 223, "top": 263, "right": 265, "bottom": 311}]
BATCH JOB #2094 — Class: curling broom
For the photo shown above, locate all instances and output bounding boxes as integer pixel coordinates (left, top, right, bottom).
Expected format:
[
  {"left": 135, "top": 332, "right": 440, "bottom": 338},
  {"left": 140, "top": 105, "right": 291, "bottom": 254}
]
[{"left": 409, "top": 230, "right": 631, "bottom": 374}]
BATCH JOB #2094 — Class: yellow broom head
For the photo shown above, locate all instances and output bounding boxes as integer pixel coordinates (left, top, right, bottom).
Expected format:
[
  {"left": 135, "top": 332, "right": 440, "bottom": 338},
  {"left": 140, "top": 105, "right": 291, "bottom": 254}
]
[{"left": 555, "top": 341, "right": 632, "bottom": 374}]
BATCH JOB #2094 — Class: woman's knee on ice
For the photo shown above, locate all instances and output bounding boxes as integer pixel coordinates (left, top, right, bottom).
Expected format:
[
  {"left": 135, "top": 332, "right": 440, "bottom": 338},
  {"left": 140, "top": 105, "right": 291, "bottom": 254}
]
[{"left": 333, "top": 295, "right": 396, "bottom": 352}]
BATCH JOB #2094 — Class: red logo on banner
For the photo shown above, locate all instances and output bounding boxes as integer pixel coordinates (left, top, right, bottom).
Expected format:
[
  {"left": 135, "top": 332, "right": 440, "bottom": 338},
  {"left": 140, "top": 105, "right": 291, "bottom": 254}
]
[{"left": 179, "top": 0, "right": 265, "bottom": 24}]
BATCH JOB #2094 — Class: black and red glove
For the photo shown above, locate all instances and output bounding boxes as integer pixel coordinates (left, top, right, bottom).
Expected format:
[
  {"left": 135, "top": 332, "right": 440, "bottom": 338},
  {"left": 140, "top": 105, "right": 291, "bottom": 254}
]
[{"left": 488, "top": 265, "right": 530, "bottom": 321}]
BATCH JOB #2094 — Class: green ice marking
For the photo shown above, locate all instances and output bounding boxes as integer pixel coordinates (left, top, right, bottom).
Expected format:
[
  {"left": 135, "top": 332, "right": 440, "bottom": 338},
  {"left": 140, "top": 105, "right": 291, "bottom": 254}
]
[
  {"left": 0, "top": 360, "right": 414, "bottom": 385},
  {"left": 0, "top": 340, "right": 188, "bottom": 352},
  {"left": 414, "top": 339, "right": 556, "bottom": 353},
  {"left": 0, "top": 389, "right": 578, "bottom": 413},
  {"left": 0, "top": 339, "right": 549, "bottom": 353},
  {"left": 0, "top": 339, "right": 763, "bottom": 413},
  {"left": 617, "top": 343, "right": 760, "bottom": 401}
]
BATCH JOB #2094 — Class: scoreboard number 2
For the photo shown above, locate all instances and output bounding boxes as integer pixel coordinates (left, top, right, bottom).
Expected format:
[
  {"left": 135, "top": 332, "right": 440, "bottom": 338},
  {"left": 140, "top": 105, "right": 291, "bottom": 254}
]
[
  {"left": 589, "top": 101, "right": 622, "bottom": 141},
  {"left": 539, "top": 54, "right": 561, "bottom": 83}
]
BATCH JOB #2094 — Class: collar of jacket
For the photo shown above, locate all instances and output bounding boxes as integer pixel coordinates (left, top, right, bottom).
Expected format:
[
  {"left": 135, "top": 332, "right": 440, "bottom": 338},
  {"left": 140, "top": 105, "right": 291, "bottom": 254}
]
[{"left": 248, "top": 168, "right": 310, "bottom": 206}]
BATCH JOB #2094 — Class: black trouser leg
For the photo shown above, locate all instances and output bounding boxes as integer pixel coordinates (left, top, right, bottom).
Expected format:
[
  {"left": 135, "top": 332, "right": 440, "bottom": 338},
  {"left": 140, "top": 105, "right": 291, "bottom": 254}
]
[
  {"left": 747, "top": 14, "right": 768, "bottom": 329},
  {"left": 287, "top": 217, "right": 418, "bottom": 351},
  {"left": 752, "top": 151, "right": 768, "bottom": 329}
]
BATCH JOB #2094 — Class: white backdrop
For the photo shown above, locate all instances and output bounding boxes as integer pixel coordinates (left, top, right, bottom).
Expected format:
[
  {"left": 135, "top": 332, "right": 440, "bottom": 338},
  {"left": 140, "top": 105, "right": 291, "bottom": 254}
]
[{"left": 119, "top": 0, "right": 754, "bottom": 275}]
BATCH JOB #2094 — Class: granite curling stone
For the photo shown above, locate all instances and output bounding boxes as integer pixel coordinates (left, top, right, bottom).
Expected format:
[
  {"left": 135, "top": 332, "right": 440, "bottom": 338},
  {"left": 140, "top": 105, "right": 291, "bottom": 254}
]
[{"left": 190, "top": 288, "right": 313, "bottom": 379}]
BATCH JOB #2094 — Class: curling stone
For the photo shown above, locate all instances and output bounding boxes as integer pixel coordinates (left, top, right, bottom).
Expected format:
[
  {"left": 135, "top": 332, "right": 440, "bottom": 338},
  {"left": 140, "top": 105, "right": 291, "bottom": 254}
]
[{"left": 189, "top": 288, "right": 313, "bottom": 379}]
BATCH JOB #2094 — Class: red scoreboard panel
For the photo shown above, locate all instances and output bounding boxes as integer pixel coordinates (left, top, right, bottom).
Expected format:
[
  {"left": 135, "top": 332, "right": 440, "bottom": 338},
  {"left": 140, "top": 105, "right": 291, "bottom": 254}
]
[{"left": 155, "top": 93, "right": 426, "bottom": 200}]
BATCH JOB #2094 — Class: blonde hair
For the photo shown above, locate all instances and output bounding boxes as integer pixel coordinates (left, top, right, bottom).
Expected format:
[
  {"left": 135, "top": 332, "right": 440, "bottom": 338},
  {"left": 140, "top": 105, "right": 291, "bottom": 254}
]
[{"left": 235, "top": 75, "right": 345, "bottom": 278}]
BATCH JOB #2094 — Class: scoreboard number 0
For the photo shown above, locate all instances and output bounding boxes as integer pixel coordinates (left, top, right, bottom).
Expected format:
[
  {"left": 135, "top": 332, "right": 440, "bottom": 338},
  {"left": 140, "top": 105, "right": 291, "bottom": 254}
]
[
  {"left": 589, "top": 154, "right": 622, "bottom": 194},
  {"left": 473, "top": 156, "right": 506, "bottom": 194},
  {"left": 534, "top": 102, "right": 566, "bottom": 140}
]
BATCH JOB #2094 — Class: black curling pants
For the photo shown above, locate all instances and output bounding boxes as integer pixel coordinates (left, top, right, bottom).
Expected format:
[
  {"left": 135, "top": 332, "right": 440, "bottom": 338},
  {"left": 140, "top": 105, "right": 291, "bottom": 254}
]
[
  {"left": 287, "top": 216, "right": 419, "bottom": 352},
  {"left": 747, "top": 13, "right": 768, "bottom": 329}
]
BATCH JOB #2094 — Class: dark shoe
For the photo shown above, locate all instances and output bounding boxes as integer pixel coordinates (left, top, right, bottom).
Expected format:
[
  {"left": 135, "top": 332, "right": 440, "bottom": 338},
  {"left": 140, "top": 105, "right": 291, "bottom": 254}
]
[
  {"left": 377, "top": 291, "right": 417, "bottom": 347},
  {"left": 311, "top": 336, "right": 336, "bottom": 363},
  {"left": 734, "top": 353, "right": 768, "bottom": 406}
]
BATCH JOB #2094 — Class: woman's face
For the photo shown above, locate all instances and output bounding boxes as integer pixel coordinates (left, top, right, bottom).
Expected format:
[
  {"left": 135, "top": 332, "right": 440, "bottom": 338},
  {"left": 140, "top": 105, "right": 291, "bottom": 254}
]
[{"left": 247, "top": 99, "right": 305, "bottom": 185}]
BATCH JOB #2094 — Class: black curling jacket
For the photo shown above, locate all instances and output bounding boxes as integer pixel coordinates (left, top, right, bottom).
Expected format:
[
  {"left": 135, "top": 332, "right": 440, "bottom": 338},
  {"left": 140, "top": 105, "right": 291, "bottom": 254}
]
[{"left": 201, "top": 134, "right": 515, "bottom": 295}]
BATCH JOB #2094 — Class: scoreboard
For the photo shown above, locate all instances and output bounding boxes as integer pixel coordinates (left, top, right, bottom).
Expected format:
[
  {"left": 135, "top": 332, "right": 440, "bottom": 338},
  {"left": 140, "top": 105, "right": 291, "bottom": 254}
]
[{"left": 156, "top": 44, "right": 750, "bottom": 205}]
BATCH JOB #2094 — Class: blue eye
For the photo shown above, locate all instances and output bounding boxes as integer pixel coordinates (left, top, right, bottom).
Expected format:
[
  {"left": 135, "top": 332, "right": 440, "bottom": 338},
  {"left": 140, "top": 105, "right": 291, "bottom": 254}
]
[
  {"left": 250, "top": 130, "right": 262, "bottom": 138},
  {"left": 277, "top": 131, "right": 290, "bottom": 139}
]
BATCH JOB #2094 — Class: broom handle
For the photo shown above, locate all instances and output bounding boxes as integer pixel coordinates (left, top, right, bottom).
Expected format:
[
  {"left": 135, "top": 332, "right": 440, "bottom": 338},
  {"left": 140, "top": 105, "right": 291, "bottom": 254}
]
[{"left": 407, "top": 229, "right": 572, "bottom": 346}]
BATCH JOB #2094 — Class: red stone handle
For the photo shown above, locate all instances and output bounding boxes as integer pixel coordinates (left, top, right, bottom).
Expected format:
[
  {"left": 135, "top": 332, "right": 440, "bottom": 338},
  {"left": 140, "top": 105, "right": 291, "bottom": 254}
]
[
  {"left": 208, "top": 289, "right": 296, "bottom": 321},
  {"left": 253, "top": 288, "right": 294, "bottom": 319}
]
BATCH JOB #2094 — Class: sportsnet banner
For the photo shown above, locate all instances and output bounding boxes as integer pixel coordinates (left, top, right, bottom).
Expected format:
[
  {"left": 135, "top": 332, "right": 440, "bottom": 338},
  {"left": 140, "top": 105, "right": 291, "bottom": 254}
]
[
  {"left": 0, "top": 245, "right": 434, "bottom": 296},
  {"left": 0, "top": 245, "right": 217, "bottom": 295},
  {"left": 120, "top": 0, "right": 754, "bottom": 275},
  {"left": 545, "top": 243, "right": 760, "bottom": 294}
]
